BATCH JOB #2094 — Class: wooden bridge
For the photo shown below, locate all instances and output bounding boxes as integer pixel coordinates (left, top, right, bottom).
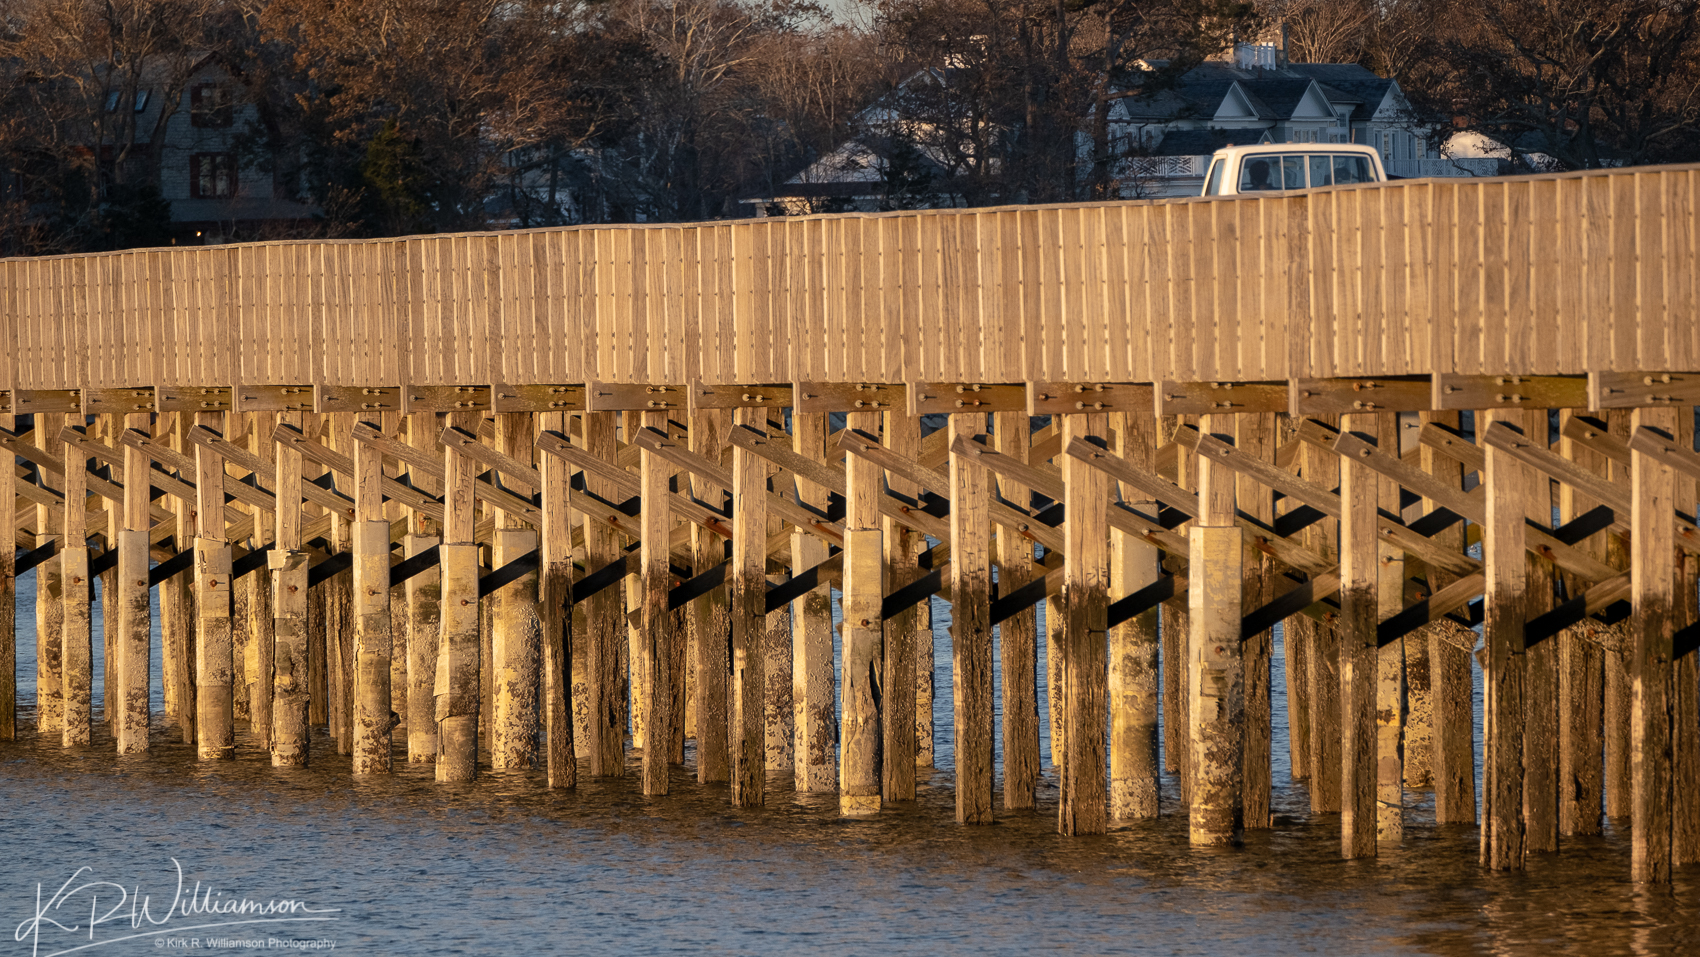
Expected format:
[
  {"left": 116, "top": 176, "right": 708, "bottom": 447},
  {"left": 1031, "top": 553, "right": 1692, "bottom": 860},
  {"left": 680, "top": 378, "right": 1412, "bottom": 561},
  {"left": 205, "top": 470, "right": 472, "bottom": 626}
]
[{"left": 1, "top": 162, "right": 1697, "bottom": 883}]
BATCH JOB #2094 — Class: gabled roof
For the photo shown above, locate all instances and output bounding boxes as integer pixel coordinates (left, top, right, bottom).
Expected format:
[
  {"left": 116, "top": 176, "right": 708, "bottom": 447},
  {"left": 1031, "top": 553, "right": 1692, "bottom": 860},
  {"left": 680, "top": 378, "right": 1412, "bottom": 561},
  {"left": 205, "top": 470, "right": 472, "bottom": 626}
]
[
  {"left": 1117, "top": 61, "right": 1397, "bottom": 125},
  {"left": 1285, "top": 64, "right": 1395, "bottom": 118}
]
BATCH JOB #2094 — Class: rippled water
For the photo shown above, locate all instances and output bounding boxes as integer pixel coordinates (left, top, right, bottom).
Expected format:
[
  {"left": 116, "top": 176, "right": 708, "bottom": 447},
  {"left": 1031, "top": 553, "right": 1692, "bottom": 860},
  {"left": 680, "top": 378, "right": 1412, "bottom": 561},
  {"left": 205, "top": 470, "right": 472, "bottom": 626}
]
[{"left": 2, "top": 573, "right": 1697, "bottom": 956}]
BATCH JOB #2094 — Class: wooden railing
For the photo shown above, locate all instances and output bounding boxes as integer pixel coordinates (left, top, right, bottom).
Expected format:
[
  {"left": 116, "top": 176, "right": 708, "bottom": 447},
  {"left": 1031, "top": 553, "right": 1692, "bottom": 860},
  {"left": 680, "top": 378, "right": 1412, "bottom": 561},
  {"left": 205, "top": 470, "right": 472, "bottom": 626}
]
[{"left": 2, "top": 162, "right": 1695, "bottom": 392}]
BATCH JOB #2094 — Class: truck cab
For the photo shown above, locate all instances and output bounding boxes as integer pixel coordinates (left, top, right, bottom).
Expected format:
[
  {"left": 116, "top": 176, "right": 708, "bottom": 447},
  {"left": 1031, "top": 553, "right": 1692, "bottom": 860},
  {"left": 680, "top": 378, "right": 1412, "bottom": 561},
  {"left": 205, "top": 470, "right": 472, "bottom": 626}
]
[{"left": 1201, "top": 143, "right": 1387, "bottom": 196}]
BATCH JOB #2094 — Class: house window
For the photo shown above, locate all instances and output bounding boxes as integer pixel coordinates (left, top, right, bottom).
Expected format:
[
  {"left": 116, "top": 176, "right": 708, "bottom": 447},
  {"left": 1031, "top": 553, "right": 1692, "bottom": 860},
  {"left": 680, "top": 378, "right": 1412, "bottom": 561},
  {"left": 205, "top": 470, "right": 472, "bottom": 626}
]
[
  {"left": 134, "top": 90, "right": 149, "bottom": 112},
  {"left": 190, "top": 84, "right": 233, "bottom": 128},
  {"left": 190, "top": 153, "right": 237, "bottom": 198}
]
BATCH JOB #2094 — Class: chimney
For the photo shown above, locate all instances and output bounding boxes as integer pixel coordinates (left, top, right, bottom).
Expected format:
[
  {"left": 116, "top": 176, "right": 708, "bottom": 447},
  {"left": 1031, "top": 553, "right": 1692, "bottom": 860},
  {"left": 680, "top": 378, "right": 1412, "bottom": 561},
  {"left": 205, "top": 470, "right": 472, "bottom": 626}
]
[{"left": 1280, "top": 22, "right": 1290, "bottom": 68}]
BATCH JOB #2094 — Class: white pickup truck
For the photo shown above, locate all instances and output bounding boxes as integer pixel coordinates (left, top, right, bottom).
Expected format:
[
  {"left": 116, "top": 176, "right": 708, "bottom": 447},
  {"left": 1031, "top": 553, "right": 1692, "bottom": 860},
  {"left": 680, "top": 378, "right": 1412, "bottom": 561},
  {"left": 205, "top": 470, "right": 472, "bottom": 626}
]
[{"left": 1201, "top": 143, "right": 1386, "bottom": 196}]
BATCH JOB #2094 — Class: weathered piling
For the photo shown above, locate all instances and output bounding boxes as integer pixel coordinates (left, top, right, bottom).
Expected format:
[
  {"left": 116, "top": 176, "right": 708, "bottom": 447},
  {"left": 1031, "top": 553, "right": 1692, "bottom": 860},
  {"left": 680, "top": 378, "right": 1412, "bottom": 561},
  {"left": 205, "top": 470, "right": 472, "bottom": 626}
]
[
  {"left": 115, "top": 406, "right": 152, "bottom": 754},
  {"left": 881, "top": 410, "right": 919, "bottom": 802},
  {"left": 639, "top": 408, "right": 674, "bottom": 795},
  {"left": 1482, "top": 409, "right": 1529, "bottom": 870},
  {"left": 730, "top": 409, "right": 770, "bottom": 808},
  {"left": 436, "top": 414, "right": 480, "bottom": 784},
  {"left": 194, "top": 411, "right": 234, "bottom": 760},
  {"left": 538, "top": 410, "right": 576, "bottom": 790},
  {"left": 1371, "top": 413, "right": 1406, "bottom": 847},
  {"left": 1059, "top": 411, "right": 1108, "bottom": 837},
  {"left": 351, "top": 421, "right": 392, "bottom": 775},
  {"left": 949, "top": 411, "right": 993, "bottom": 823},
  {"left": 1520, "top": 408, "right": 1560, "bottom": 855},
  {"left": 1338, "top": 411, "right": 1379, "bottom": 859},
  {"left": 488, "top": 413, "right": 542, "bottom": 772},
  {"left": 1188, "top": 412, "right": 1242, "bottom": 846},
  {"left": 406, "top": 410, "right": 442, "bottom": 763},
  {"left": 1421, "top": 410, "right": 1477, "bottom": 825},
  {"left": 791, "top": 409, "right": 836, "bottom": 793},
  {"left": 270, "top": 405, "right": 311, "bottom": 768},
  {"left": 1238, "top": 412, "right": 1274, "bottom": 830},
  {"left": 995, "top": 410, "right": 1040, "bottom": 811},
  {"left": 36, "top": 409, "right": 64, "bottom": 736},
  {"left": 1629, "top": 405, "right": 1675, "bottom": 883},
  {"left": 839, "top": 407, "right": 883, "bottom": 817},
  {"left": 1301, "top": 426, "right": 1341, "bottom": 816},
  {"left": 691, "top": 406, "right": 731, "bottom": 785},
  {"left": 0, "top": 408, "right": 12, "bottom": 742},
  {"left": 60, "top": 415, "right": 90, "bottom": 748},
  {"left": 1108, "top": 410, "right": 1161, "bottom": 820},
  {"left": 246, "top": 413, "right": 276, "bottom": 753},
  {"left": 582, "top": 411, "right": 624, "bottom": 778}
]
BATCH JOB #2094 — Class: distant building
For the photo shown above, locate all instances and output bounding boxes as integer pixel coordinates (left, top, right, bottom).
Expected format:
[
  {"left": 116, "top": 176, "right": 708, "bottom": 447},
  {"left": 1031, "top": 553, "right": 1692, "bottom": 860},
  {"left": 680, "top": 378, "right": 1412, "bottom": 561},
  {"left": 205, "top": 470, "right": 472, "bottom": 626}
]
[
  {"left": 89, "top": 54, "right": 316, "bottom": 244},
  {"left": 746, "top": 43, "right": 1502, "bottom": 214}
]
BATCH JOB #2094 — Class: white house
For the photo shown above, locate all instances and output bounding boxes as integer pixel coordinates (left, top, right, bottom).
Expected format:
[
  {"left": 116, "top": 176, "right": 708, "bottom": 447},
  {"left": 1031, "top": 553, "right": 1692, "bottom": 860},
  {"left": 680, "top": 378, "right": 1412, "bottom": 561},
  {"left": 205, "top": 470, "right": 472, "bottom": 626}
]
[{"left": 747, "top": 45, "right": 1501, "bottom": 213}]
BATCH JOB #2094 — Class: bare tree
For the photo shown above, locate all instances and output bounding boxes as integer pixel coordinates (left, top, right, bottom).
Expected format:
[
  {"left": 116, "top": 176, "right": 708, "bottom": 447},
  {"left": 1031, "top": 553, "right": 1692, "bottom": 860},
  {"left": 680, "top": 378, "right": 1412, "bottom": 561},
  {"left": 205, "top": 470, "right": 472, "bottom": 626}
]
[{"left": 1401, "top": 0, "right": 1700, "bottom": 169}]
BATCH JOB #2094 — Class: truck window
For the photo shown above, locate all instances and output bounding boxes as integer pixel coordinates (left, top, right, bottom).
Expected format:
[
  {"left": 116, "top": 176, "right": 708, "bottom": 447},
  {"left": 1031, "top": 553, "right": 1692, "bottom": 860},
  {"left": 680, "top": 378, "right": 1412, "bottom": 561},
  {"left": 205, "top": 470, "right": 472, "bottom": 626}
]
[
  {"left": 1309, "top": 155, "right": 1332, "bottom": 187},
  {"left": 1239, "top": 157, "right": 1278, "bottom": 192},
  {"left": 1333, "top": 155, "right": 1371, "bottom": 184},
  {"left": 1204, "top": 160, "right": 1224, "bottom": 196},
  {"left": 1281, "top": 155, "right": 1305, "bottom": 189}
]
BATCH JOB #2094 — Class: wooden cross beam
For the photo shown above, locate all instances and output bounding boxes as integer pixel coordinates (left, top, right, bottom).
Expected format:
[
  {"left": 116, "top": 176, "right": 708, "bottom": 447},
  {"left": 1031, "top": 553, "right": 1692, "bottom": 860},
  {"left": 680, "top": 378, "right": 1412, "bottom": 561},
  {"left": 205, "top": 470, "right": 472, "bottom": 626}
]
[
  {"left": 838, "top": 428, "right": 1060, "bottom": 554},
  {"left": 275, "top": 423, "right": 445, "bottom": 522}
]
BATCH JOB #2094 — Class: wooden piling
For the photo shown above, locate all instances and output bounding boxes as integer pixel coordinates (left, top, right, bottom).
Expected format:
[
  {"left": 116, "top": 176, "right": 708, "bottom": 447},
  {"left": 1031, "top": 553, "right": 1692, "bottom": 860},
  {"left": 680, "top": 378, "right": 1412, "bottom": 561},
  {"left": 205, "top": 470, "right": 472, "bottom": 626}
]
[
  {"left": 194, "top": 411, "right": 234, "bottom": 760},
  {"left": 1604, "top": 409, "right": 1634, "bottom": 820},
  {"left": 1556, "top": 408, "right": 1605, "bottom": 835},
  {"left": 994, "top": 410, "right": 1039, "bottom": 810},
  {"left": 1301, "top": 427, "right": 1342, "bottom": 815},
  {"left": 1521, "top": 408, "right": 1560, "bottom": 854},
  {"left": 1675, "top": 539, "right": 1700, "bottom": 865},
  {"left": 1483, "top": 409, "right": 1528, "bottom": 870},
  {"left": 1339, "top": 412, "right": 1379, "bottom": 859},
  {"left": 791, "top": 409, "right": 835, "bottom": 792},
  {"left": 1629, "top": 405, "right": 1675, "bottom": 883},
  {"left": 491, "top": 413, "right": 541, "bottom": 772},
  {"left": 1188, "top": 413, "right": 1242, "bottom": 845},
  {"left": 949, "top": 412, "right": 993, "bottom": 823},
  {"left": 582, "top": 411, "right": 625, "bottom": 777},
  {"left": 1372, "top": 413, "right": 1406, "bottom": 846},
  {"left": 689, "top": 407, "right": 730, "bottom": 784},
  {"left": 406, "top": 411, "right": 441, "bottom": 763},
  {"left": 115, "top": 408, "right": 152, "bottom": 754},
  {"left": 1060, "top": 412, "right": 1108, "bottom": 836},
  {"left": 351, "top": 422, "right": 393, "bottom": 775},
  {"left": 840, "top": 408, "right": 884, "bottom": 816},
  {"left": 60, "top": 418, "right": 90, "bottom": 747},
  {"left": 36, "top": 411, "right": 64, "bottom": 736},
  {"left": 1163, "top": 418, "right": 1194, "bottom": 801},
  {"left": 0, "top": 408, "right": 13, "bottom": 742},
  {"left": 639, "top": 409, "right": 674, "bottom": 795},
  {"left": 247, "top": 413, "right": 275, "bottom": 753},
  {"left": 763, "top": 526, "right": 793, "bottom": 775},
  {"left": 882, "top": 411, "right": 918, "bottom": 802},
  {"left": 730, "top": 408, "right": 769, "bottom": 807},
  {"left": 539, "top": 410, "right": 576, "bottom": 789},
  {"left": 1108, "top": 410, "right": 1161, "bottom": 819},
  {"left": 271, "top": 408, "right": 310, "bottom": 768},
  {"left": 1419, "top": 411, "right": 1477, "bottom": 825},
  {"left": 436, "top": 416, "right": 480, "bottom": 784},
  {"left": 1238, "top": 413, "right": 1274, "bottom": 829}
]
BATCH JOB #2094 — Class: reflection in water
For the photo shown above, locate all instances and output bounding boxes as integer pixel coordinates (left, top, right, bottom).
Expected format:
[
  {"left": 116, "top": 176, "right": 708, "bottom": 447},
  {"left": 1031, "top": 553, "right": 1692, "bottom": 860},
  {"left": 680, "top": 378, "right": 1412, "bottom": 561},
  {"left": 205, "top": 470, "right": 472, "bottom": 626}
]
[{"left": 1, "top": 580, "right": 1696, "bottom": 955}]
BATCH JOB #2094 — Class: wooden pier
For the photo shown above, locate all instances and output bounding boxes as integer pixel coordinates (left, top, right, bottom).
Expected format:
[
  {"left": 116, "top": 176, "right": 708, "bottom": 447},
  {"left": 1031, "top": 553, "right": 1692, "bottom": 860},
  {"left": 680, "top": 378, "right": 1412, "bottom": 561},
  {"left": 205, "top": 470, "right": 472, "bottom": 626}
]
[{"left": 2, "top": 163, "right": 1699, "bottom": 882}]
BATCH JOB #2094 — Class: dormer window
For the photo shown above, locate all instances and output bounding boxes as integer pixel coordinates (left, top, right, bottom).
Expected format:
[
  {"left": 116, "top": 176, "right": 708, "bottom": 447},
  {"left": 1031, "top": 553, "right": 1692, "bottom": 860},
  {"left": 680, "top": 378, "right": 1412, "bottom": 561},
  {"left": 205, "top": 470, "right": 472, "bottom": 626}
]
[{"left": 190, "top": 84, "right": 233, "bottom": 128}]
